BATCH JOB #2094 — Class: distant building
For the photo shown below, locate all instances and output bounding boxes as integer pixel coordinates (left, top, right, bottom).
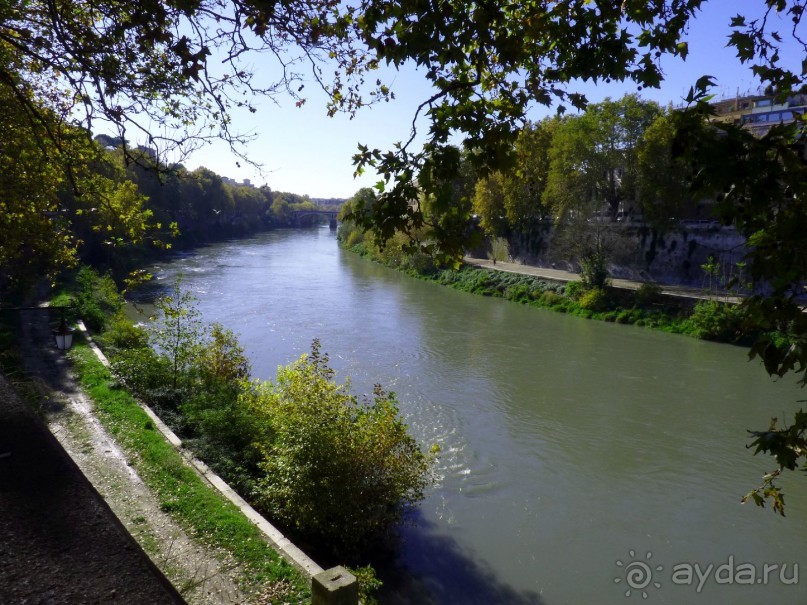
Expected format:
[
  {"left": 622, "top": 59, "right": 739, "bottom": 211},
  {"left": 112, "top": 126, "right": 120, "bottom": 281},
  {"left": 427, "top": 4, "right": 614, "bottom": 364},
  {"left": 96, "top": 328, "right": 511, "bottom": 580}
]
[{"left": 710, "top": 92, "right": 807, "bottom": 137}]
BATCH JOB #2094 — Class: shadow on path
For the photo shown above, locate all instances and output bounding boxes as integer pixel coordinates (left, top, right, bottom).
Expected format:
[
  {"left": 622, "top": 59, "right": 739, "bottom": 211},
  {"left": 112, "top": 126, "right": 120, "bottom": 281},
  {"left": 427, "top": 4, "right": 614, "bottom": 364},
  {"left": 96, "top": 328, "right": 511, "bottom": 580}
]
[{"left": 0, "top": 308, "right": 184, "bottom": 605}]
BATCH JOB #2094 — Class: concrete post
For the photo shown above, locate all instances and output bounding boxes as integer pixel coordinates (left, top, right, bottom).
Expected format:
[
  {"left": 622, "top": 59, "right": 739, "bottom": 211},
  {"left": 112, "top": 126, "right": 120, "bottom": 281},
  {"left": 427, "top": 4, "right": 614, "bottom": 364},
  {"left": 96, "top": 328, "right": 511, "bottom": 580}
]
[{"left": 311, "top": 566, "right": 358, "bottom": 605}]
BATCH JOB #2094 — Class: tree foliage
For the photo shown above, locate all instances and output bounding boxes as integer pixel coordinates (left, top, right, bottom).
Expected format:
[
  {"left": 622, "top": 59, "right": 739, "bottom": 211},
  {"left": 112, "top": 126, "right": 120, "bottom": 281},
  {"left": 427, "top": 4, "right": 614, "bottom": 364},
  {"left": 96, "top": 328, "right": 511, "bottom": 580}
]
[
  {"left": 5, "top": 0, "right": 807, "bottom": 511},
  {"left": 4, "top": 0, "right": 805, "bottom": 271},
  {"left": 347, "top": 1, "right": 704, "bottom": 255},
  {"left": 110, "top": 282, "right": 433, "bottom": 555},
  {"left": 150, "top": 278, "right": 206, "bottom": 394},
  {"left": 502, "top": 120, "right": 556, "bottom": 231},
  {"left": 668, "top": 81, "right": 807, "bottom": 512},
  {"left": 472, "top": 120, "right": 556, "bottom": 238},
  {"left": 472, "top": 172, "right": 506, "bottom": 237},
  {"left": 243, "top": 341, "right": 433, "bottom": 557},
  {"left": 544, "top": 95, "right": 661, "bottom": 221},
  {"left": 635, "top": 109, "right": 693, "bottom": 227}
]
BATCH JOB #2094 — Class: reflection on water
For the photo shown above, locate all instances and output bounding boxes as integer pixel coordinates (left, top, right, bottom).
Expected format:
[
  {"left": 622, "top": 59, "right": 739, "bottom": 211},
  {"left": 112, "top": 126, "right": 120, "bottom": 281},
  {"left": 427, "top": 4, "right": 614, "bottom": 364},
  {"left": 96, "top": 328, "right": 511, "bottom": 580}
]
[{"left": 133, "top": 227, "right": 807, "bottom": 605}]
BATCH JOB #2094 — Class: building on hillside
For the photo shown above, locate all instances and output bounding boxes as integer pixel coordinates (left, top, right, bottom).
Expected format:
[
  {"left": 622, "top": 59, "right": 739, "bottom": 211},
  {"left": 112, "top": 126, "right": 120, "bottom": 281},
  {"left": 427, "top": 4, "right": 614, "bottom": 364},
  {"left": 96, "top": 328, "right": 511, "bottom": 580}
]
[{"left": 711, "top": 92, "right": 807, "bottom": 137}]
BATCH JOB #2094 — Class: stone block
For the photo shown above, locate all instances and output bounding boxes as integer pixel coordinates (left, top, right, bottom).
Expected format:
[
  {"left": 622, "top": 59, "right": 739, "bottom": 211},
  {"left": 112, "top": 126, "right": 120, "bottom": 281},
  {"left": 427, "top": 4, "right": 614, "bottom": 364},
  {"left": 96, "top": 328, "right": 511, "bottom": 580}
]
[{"left": 311, "top": 566, "right": 358, "bottom": 605}]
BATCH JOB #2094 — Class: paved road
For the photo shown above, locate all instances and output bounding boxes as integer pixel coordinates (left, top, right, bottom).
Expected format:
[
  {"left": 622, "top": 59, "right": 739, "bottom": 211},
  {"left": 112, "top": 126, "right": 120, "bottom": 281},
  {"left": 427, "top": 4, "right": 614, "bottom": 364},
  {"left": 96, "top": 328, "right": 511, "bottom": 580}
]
[{"left": 464, "top": 257, "right": 744, "bottom": 304}]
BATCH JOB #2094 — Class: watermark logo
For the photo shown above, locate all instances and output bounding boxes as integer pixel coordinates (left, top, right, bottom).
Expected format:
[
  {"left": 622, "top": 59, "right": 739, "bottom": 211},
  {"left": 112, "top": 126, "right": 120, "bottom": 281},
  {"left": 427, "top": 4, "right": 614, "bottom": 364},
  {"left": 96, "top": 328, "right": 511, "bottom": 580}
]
[
  {"left": 614, "top": 550, "right": 663, "bottom": 598},
  {"left": 614, "top": 550, "right": 799, "bottom": 598}
]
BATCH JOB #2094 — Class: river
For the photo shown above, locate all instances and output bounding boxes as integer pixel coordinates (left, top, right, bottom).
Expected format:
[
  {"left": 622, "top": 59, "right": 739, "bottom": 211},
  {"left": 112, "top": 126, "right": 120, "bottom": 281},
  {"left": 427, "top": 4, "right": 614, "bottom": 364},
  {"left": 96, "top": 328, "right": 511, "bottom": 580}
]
[{"left": 132, "top": 227, "right": 807, "bottom": 604}]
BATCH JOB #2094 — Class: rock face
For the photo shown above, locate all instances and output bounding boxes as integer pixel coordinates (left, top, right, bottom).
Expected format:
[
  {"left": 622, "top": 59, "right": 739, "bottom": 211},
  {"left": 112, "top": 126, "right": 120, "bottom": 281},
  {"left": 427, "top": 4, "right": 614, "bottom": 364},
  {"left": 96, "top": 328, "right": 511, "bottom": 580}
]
[
  {"left": 508, "top": 223, "right": 747, "bottom": 288},
  {"left": 621, "top": 223, "right": 747, "bottom": 287}
]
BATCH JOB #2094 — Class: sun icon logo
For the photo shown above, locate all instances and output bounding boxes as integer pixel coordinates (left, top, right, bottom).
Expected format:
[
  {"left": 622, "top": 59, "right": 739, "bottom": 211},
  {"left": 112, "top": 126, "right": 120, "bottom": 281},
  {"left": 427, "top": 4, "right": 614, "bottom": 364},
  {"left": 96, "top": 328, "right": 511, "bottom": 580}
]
[{"left": 614, "top": 550, "right": 663, "bottom": 598}]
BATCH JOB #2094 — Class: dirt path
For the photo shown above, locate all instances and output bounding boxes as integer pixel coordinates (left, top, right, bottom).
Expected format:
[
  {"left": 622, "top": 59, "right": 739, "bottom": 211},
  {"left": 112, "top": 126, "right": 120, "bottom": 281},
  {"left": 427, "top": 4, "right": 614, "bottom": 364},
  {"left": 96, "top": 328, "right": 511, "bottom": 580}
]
[{"left": 14, "top": 307, "right": 250, "bottom": 604}]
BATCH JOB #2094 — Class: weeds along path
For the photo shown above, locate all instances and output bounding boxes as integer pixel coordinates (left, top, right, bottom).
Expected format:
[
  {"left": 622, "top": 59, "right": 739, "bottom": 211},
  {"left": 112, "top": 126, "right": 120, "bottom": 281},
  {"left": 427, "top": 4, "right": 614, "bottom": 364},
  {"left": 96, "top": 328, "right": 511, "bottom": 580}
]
[{"left": 17, "top": 307, "right": 249, "bottom": 605}]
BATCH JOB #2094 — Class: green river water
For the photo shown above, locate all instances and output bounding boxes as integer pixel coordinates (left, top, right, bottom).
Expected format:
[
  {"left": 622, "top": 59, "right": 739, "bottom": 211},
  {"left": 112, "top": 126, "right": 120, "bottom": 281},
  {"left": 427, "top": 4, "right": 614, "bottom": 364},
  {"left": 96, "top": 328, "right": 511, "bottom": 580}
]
[{"left": 132, "top": 227, "right": 807, "bottom": 604}]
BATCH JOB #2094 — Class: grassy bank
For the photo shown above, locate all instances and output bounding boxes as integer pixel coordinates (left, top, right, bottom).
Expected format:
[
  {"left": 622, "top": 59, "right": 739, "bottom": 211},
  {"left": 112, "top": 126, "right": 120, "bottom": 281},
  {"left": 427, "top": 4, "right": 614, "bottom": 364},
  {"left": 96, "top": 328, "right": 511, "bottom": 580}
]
[
  {"left": 340, "top": 238, "right": 756, "bottom": 346},
  {"left": 68, "top": 337, "right": 309, "bottom": 603}
]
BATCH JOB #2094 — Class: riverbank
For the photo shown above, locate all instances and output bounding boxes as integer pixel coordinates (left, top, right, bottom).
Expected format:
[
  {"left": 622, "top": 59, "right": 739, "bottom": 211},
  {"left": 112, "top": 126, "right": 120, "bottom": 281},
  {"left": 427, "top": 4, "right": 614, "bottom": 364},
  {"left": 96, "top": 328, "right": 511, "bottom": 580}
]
[
  {"left": 339, "top": 236, "right": 759, "bottom": 344},
  {"left": 463, "top": 256, "right": 744, "bottom": 304},
  {"left": 0, "top": 309, "right": 184, "bottom": 604}
]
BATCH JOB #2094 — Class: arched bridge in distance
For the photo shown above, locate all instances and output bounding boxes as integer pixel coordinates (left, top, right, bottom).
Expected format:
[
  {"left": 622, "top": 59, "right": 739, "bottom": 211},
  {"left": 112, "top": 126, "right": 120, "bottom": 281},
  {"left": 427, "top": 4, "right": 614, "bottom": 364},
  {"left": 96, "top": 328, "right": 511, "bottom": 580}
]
[{"left": 290, "top": 210, "right": 339, "bottom": 230}]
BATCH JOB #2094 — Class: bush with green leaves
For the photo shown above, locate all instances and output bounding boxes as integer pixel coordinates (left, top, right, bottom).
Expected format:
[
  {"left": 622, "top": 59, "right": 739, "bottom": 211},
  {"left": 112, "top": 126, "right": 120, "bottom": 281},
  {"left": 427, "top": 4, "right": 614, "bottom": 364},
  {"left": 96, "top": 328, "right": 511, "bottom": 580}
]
[
  {"left": 564, "top": 280, "right": 584, "bottom": 300},
  {"left": 349, "top": 565, "right": 383, "bottom": 605},
  {"left": 578, "top": 287, "right": 609, "bottom": 312},
  {"left": 242, "top": 340, "right": 434, "bottom": 558},
  {"left": 539, "top": 290, "right": 566, "bottom": 308},
  {"left": 684, "top": 300, "right": 746, "bottom": 342},
  {"left": 100, "top": 312, "right": 149, "bottom": 353},
  {"left": 69, "top": 266, "right": 123, "bottom": 332},
  {"left": 111, "top": 346, "right": 181, "bottom": 411},
  {"left": 149, "top": 279, "right": 207, "bottom": 395},
  {"left": 579, "top": 253, "right": 609, "bottom": 290},
  {"left": 179, "top": 323, "right": 262, "bottom": 489}
]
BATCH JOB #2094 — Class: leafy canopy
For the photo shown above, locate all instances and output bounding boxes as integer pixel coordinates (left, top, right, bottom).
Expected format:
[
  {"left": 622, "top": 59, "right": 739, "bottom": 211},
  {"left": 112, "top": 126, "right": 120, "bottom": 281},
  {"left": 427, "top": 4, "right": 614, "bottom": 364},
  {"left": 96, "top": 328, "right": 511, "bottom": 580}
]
[
  {"left": 5, "top": 0, "right": 807, "bottom": 511},
  {"left": 3, "top": 1, "right": 804, "bottom": 269}
]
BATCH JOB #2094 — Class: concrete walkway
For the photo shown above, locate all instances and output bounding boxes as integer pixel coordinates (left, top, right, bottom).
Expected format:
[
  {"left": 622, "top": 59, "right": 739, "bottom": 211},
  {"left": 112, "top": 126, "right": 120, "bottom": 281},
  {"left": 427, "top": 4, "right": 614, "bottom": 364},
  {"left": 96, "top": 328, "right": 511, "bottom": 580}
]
[
  {"left": 464, "top": 257, "right": 744, "bottom": 304},
  {"left": 0, "top": 309, "right": 186, "bottom": 605}
]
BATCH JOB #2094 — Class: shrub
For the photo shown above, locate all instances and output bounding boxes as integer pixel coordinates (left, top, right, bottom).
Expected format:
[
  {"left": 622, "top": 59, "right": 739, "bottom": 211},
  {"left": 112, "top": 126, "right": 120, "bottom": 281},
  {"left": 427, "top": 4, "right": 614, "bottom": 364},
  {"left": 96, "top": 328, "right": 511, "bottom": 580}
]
[
  {"left": 351, "top": 241, "right": 371, "bottom": 257},
  {"left": 580, "top": 254, "right": 609, "bottom": 289},
  {"left": 564, "top": 280, "right": 584, "bottom": 300},
  {"left": 111, "top": 346, "right": 176, "bottom": 404},
  {"left": 401, "top": 251, "right": 436, "bottom": 275},
  {"left": 101, "top": 312, "right": 149, "bottom": 353},
  {"left": 684, "top": 300, "right": 745, "bottom": 342},
  {"left": 149, "top": 280, "right": 207, "bottom": 395},
  {"left": 345, "top": 229, "right": 365, "bottom": 248},
  {"left": 181, "top": 381, "right": 262, "bottom": 491},
  {"left": 71, "top": 266, "right": 123, "bottom": 332},
  {"left": 244, "top": 341, "right": 433, "bottom": 558},
  {"left": 578, "top": 287, "right": 609, "bottom": 311},
  {"left": 199, "top": 323, "right": 251, "bottom": 386},
  {"left": 539, "top": 291, "right": 566, "bottom": 307},
  {"left": 504, "top": 283, "right": 533, "bottom": 303},
  {"left": 349, "top": 565, "right": 383, "bottom": 605}
]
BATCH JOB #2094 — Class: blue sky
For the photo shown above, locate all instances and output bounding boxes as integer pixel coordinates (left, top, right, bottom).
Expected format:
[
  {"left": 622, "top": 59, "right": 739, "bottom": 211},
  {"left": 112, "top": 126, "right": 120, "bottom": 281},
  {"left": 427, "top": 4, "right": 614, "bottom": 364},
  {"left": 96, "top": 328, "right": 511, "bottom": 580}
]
[{"left": 182, "top": 2, "right": 804, "bottom": 199}]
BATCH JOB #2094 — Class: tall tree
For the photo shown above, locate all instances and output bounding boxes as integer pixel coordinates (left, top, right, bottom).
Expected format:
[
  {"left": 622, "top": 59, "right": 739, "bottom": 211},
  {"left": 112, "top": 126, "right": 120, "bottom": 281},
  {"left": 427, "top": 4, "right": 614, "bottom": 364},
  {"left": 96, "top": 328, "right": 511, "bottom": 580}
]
[
  {"left": 0, "top": 85, "right": 77, "bottom": 288},
  {"left": 501, "top": 119, "right": 557, "bottom": 233},
  {"left": 472, "top": 172, "right": 507, "bottom": 237},
  {"left": 635, "top": 109, "right": 693, "bottom": 228},
  {"left": 543, "top": 95, "right": 661, "bottom": 221},
  {"left": 5, "top": 0, "right": 804, "bottom": 269}
]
